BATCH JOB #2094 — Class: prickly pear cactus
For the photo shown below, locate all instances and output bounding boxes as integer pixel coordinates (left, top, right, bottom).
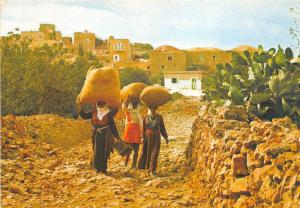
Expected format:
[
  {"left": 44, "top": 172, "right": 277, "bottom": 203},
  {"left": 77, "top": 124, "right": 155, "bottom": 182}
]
[{"left": 202, "top": 45, "right": 300, "bottom": 127}]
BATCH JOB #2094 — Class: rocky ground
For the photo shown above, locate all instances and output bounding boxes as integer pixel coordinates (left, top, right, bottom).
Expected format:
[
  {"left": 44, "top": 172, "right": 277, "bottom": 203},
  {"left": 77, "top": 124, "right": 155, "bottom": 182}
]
[{"left": 1, "top": 98, "right": 208, "bottom": 208}]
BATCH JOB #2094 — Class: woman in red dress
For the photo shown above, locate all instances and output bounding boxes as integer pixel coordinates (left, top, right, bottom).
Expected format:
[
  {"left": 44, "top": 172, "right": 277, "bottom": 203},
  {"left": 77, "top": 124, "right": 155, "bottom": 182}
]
[{"left": 122, "top": 96, "right": 143, "bottom": 169}]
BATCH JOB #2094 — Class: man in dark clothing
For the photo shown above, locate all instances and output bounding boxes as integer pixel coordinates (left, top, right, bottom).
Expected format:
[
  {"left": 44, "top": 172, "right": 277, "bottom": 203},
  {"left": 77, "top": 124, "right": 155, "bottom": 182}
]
[
  {"left": 79, "top": 101, "right": 121, "bottom": 174},
  {"left": 138, "top": 106, "right": 168, "bottom": 176}
]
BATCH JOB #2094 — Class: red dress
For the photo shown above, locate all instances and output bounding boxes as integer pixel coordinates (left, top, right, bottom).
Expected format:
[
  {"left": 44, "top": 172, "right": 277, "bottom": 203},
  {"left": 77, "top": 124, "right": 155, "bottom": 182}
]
[{"left": 123, "top": 110, "right": 142, "bottom": 144}]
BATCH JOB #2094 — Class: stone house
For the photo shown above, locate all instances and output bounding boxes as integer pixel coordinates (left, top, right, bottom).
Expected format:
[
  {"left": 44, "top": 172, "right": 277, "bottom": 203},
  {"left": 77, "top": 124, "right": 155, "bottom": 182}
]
[
  {"left": 20, "top": 24, "right": 63, "bottom": 46},
  {"left": 55, "top": 31, "right": 62, "bottom": 41},
  {"left": 39, "top": 24, "right": 56, "bottom": 40},
  {"left": 185, "top": 47, "right": 232, "bottom": 72},
  {"left": 108, "top": 36, "right": 131, "bottom": 63},
  {"left": 164, "top": 71, "right": 207, "bottom": 96},
  {"left": 150, "top": 45, "right": 187, "bottom": 73},
  {"left": 150, "top": 45, "right": 237, "bottom": 74},
  {"left": 62, "top": 37, "right": 73, "bottom": 49},
  {"left": 20, "top": 31, "right": 45, "bottom": 42},
  {"left": 151, "top": 45, "right": 256, "bottom": 96},
  {"left": 74, "top": 30, "right": 96, "bottom": 53}
]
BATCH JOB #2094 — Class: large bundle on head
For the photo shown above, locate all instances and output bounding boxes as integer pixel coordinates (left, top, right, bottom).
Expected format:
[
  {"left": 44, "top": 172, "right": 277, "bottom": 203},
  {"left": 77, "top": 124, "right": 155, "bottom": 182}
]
[
  {"left": 76, "top": 66, "right": 121, "bottom": 107},
  {"left": 140, "top": 85, "right": 171, "bottom": 107},
  {"left": 121, "top": 83, "right": 147, "bottom": 103}
]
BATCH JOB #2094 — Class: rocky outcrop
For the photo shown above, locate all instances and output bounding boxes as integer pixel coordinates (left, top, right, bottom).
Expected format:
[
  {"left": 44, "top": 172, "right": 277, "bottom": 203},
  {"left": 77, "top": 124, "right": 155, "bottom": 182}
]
[{"left": 187, "top": 102, "right": 300, "bottom": 208}]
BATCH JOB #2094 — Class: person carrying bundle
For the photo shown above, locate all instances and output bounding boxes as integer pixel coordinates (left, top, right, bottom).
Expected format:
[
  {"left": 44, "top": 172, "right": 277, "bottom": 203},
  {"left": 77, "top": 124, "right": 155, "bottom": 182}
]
[
  {"left": 77, "top": 66, "right": 132, "bottom": 173},
  {"left": 79, "top": 101, "right": 121, "bottom": 174},
  {"left": 140, "top": 106, "right": 168, "bottom": 176},
  {"left": 122, "top": 95, "right": 143, "bottom": 169},
  {"left": 138, "top": 86, "right": 170, "bottom": 176}
]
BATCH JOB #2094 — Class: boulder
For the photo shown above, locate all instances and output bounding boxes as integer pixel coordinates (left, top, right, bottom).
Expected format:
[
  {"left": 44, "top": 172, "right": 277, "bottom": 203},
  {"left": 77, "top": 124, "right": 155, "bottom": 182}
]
[
  {"left": 232, "top": 154, "right": 249, "bottom": 177},
  {"left": 230, "top": 177, "right": 252, "bottom": 197},
  {"left": 218, "top": 105, "right": 249, "bottom": 122}
]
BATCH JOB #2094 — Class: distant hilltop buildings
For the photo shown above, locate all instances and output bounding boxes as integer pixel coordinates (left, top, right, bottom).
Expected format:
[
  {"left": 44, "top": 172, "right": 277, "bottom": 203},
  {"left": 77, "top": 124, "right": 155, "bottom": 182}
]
[{"left": 1, "top": 23, "right": 258, "bottom": 96}]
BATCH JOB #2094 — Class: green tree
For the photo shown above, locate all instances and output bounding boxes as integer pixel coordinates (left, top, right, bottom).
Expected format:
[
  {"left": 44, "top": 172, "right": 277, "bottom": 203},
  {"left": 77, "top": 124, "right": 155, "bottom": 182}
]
[
  {"left": 86, "top": 50, "right": 99, "bottom": 61},
  {"left": 150, "top": 70, "right": 164, "bottom": 86},
  {"left": 78, "top": 43, "right": 84, "bottom": 56},
  {"left": 119, "top": 67, "right": 152, "bottom": 87},
  {"left": 141, "top": 52, "right": 150, "bottom": 59},
  {"left": 1, "top": 33, "right": 93, "bottom": 117},
  {"left": 95, "top": 37, "right": 104, "bottom": 47}
]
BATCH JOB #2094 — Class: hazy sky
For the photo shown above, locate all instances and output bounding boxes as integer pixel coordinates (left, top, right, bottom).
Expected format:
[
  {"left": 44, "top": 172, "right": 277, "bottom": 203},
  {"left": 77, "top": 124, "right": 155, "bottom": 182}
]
[{"left": 1, "top": 0, "right": 299, "bottom": 52}]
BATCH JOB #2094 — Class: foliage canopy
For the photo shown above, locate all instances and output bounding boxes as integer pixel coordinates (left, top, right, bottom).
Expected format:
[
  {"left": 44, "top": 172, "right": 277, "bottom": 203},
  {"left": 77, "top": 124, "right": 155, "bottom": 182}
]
[
  {"left": 119, "top": 67, "right": 152, "bottom": 88},
  {"left": 1, "top": 34, "right": 101, "bottom": 117}
]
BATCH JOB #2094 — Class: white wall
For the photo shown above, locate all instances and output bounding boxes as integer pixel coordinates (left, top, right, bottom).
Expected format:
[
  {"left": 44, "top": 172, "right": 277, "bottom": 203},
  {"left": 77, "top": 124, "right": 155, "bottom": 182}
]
[{"left": 164, "top": 77, "right": 204, "bottom": 96}]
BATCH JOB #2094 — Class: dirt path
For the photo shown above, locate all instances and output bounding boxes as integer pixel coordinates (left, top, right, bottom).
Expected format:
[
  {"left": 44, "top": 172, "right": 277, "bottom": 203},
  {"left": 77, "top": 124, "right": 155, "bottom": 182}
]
[{"left": 2, "top": 98, "right": 206, "bottom": 208}]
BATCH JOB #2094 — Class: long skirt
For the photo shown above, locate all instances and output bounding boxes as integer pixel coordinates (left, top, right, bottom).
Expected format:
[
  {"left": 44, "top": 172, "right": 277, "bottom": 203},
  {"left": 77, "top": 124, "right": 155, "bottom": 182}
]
[
  {"left": 92, "top": 129, "right": 113, "bottom": 172},
  {"left": 138, "top": 137, "right": 148, "bottom": 169},
  {"left": 138, "top": 129, "right": 161, "bottom": 172}
]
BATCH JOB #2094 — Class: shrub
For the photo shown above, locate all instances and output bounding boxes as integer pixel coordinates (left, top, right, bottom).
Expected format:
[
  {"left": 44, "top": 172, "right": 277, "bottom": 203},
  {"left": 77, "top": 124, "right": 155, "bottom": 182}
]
[
  {"left": 202, "top": 45, "right": 300, "bottom": 126},
  {"left": 141, "top": 52, "right": 150, "bottom": 59},
  {"left": 187, "top": 64, "right": 209, "bottom": 71},
  {"left": 150, "top": 70, "right": 164, "bottom": 86},
  {"left": 1, "top": 34, "right": 96, "bottom": 117},
  {"left": 171, "top": 92, "right": 184, "bottom": 100},
  {"left": 119, "top": 67, "right": 152, "bottom": 87}
]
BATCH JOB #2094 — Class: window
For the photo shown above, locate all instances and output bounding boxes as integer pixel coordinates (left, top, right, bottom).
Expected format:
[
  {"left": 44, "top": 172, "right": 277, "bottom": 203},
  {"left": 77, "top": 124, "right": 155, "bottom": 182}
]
[
  {"left": 191, "top": 78, "right": 197, "bottom": 90},
  {"left": 85, "top": 39, "right": 90, "bottom": 44},
  {"left": 113, "top": 54, "right": 120, "bottom": 61},
  {"left": 171, "top": 78, "right": 177, "bottom": 83},
  {"left": 213, "top": 55, "right": 216, "bottom": 59},
  {"left": 161, "top": 65, "right": 165, "bottom": 69},
  {"left": 114, "top": 43, "right": 123, "bottom": 50},
  {"left": 167, "top": 56, "right": 173, "bottom": 61}
]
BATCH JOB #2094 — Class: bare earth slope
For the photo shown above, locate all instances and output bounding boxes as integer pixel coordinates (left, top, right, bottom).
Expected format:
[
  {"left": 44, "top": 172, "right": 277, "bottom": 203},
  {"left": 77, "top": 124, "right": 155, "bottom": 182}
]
[{"left": 2, "top": 98, "right": 207, "bottom": 208}]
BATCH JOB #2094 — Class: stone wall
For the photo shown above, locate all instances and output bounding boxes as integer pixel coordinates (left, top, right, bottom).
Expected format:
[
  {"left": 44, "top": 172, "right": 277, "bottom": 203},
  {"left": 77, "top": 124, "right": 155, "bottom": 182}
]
[{"left": 186, "top": 102, "right": 300, "bottom": 208}]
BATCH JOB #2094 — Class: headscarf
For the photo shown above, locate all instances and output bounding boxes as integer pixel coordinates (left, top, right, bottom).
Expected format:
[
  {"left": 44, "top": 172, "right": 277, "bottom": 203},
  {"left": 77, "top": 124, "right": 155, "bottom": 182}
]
[{"left": 96, "top": 104, "right": 109, "bottom": 120}]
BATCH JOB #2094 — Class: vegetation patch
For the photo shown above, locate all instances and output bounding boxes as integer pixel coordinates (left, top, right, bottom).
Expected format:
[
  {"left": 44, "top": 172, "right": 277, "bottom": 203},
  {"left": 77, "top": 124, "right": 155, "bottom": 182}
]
[{"left": 202, "top": 45, "right": 300, "bottom": 126}]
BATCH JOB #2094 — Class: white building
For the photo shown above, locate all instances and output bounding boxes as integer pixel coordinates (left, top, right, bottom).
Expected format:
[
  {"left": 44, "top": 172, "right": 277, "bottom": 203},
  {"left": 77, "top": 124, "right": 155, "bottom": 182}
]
[{"left": 164, "top": 71, "right": 207, "bottom": 96}]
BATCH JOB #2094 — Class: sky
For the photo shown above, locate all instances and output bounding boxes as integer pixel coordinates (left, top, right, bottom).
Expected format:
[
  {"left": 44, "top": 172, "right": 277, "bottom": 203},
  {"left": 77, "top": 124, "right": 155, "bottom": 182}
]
[{"left": 1, "top": 0, "right": 299, "bottom": 52}]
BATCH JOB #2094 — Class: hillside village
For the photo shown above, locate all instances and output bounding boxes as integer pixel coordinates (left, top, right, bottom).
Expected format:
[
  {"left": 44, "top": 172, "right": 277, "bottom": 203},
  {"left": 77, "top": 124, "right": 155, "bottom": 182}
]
[
  {"left": 2, "top": 3, "right": 300, "bottom": 207},
  {"left": 1, "top": 23, "right": 258, "bottom": 96}
]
